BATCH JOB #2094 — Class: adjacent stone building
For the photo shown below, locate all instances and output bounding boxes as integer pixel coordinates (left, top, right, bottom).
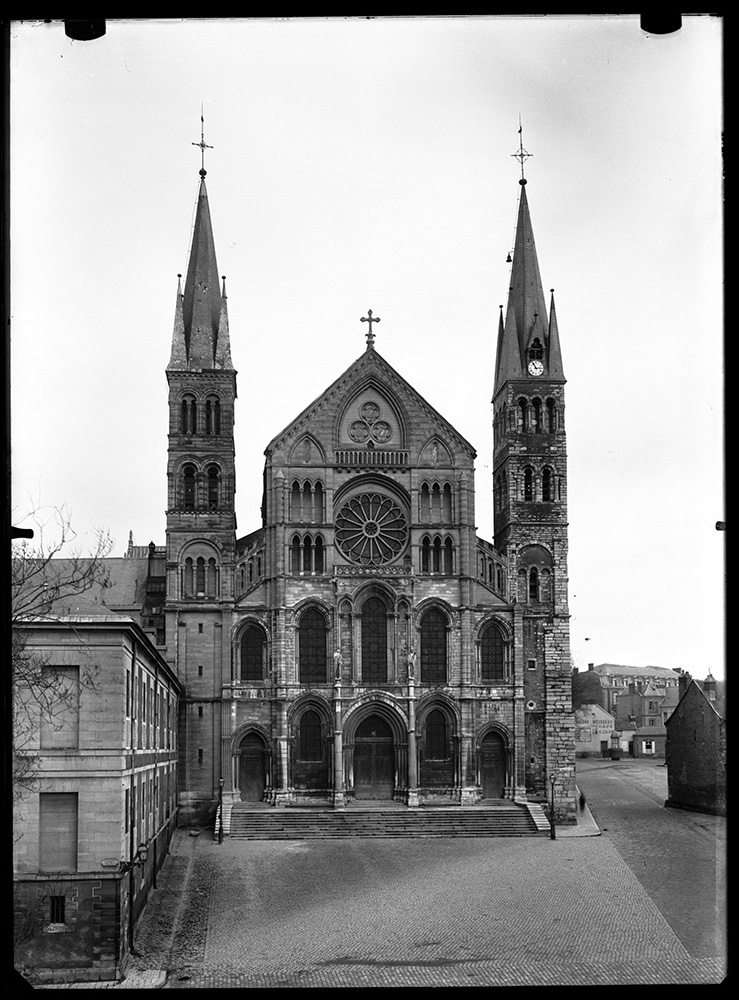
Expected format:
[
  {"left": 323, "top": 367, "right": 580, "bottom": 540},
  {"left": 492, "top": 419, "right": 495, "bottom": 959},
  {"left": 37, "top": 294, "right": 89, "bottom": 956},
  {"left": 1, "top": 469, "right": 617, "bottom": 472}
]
[
  {"left": 666, "top": 674, "right": 726, "bottom": 816},
  {"left": 162, "top": 162, "right": 576, "bottom": 828},
  {"left": 13, "top": 617, "right": 180, "bottom": 983}
]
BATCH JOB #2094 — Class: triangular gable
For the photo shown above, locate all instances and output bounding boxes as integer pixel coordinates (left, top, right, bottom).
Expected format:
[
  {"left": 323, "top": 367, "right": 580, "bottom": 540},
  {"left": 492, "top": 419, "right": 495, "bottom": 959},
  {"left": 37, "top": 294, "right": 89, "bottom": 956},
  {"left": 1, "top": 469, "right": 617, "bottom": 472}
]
[{"left": 265, "top": 349, "right": 476, "bottom": 461}]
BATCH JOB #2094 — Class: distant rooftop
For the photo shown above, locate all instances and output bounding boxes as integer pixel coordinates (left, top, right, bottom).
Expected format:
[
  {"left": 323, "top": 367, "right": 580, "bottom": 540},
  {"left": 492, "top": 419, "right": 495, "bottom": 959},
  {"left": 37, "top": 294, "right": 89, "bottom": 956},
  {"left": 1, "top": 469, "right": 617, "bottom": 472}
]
[{"left": 592, "top": 663, "right": 681, "bottom": 679}]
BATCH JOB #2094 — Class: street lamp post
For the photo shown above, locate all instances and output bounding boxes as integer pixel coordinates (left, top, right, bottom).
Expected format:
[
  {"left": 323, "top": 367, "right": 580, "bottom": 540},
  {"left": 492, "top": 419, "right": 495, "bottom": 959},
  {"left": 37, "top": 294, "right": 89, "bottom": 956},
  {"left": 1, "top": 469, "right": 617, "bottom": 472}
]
[
  {"left": 218, "top": 777, "right": 224, "bottom": 844},
  {"left": 549, "top": 774, "right": 557, "bottom": 840}
]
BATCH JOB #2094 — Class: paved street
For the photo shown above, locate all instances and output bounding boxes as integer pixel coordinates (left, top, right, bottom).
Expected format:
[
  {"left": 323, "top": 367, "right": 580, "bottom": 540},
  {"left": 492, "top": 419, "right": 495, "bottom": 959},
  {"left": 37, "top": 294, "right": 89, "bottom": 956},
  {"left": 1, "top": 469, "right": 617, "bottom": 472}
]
[
  {"left": 115, "top": 759, "right": 725, "bottom": 989},
  {"left": 574, "top": 758, "right": 726, "bottom": 960}
]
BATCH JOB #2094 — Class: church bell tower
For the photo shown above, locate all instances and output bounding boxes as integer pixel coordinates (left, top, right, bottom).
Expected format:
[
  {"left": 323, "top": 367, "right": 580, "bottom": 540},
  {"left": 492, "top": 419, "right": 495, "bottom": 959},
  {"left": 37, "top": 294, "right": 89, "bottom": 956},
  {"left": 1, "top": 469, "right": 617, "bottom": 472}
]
[
  {"left": 164, "top": 138, "right": 238, "bottom": 823},
  {"left": 492, "top": 140, "right": 575, "bottom": 821}
]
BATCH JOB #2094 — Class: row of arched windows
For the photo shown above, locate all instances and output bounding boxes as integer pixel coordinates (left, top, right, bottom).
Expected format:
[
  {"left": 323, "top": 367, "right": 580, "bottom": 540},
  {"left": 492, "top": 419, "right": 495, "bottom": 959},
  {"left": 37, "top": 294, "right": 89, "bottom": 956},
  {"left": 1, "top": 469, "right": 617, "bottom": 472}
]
[
  {"left": 420, "top": 535, "right": 454, "bottom": 575},
  {"left": 290, "top": 480, "right": 324, "bottom": 524},
  {"left": 479, "top": 554, "right": 505, "bottom": 594},
  {"left": 419, "top": 481, "right": 453, "bottom": 523},
  {"left": 291, "top": 534, "right": 325, "bottom": 575},
  {"left": 180, "top": 463, "right": 223, "bottom": 511},
  {"left": 182, "top": 556, "right": 220, "bottom": 598},
  {"left": 236, "top": 611, "right": 509, "bottom": 685},
  {"left": 494, "top": 396, "right": 561, "bottom": 442},
  {"left": 517, "top": 565, "right": 553, "bottom": 604},
  {"left": 493, "top": 466, "right": 559, "bottom": 508},
  {"left": 238, "top": 553, "right": 264, "bottom": 593},
  {"left": 178, "top": 394, "right": 223, "bottom": 436},
  {"left": 292, "top": 707, "right": 452, "bottom": 762}
]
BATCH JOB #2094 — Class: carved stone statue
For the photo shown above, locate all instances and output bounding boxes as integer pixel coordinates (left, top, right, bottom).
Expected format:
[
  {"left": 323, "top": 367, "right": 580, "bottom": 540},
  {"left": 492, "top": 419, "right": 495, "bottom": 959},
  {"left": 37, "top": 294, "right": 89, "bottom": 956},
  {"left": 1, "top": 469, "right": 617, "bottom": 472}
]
[{"left": 333, "top": 650, "right": 343, "bottom": 680}]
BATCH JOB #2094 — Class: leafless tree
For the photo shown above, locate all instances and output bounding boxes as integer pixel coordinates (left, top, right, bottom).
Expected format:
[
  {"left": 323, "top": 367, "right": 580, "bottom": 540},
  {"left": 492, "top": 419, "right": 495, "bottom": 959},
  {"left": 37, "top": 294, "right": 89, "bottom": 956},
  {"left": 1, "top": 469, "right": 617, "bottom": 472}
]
[{"left": 11, "top": 505, "right": 113, "bottom": 805}]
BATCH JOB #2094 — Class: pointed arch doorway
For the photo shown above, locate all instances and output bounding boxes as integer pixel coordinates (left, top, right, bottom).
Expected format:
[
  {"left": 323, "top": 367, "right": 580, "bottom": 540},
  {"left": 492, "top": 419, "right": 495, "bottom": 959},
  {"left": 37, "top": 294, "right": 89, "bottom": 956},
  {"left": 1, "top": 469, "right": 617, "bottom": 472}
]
[
  {"left": 238, "top": 733, "right": 267, "bottom": 802},
  {"left": 480, "top": 731, "right": 507, "bottom": 800},
  {"left": 354, "top": 714, "right": 395, "bottom": 800}
]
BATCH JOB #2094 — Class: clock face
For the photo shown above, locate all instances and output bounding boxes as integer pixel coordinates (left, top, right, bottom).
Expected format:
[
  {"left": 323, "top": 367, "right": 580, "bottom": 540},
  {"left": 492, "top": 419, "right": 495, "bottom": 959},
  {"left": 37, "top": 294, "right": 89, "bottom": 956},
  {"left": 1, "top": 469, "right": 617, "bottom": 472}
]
[{"left": 528, "top": 360, "right": 544, "bottom": 376}]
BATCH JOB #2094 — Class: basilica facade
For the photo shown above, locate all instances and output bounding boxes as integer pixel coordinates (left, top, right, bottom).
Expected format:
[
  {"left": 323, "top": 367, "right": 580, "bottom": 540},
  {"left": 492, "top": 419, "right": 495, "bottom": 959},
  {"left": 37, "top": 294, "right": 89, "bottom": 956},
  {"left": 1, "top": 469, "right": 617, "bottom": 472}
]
[{"left": 163, "top": 165, "right": 576, "bottom": 830}]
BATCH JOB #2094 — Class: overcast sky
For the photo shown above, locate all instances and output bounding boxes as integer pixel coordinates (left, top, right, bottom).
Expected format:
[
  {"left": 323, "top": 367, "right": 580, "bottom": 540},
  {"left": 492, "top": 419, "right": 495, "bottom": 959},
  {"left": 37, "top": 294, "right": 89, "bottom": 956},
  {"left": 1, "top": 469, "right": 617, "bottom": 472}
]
[{"left": 9, "top": 16, "right": 724, "bottom": 678}]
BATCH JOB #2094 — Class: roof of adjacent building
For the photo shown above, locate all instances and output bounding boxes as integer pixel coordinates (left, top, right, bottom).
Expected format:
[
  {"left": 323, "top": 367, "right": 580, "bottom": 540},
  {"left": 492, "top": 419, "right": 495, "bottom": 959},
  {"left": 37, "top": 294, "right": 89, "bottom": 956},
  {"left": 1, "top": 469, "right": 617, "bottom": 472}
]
[{"left": 592, "top": 663, "right": 681, "bottom": 680}]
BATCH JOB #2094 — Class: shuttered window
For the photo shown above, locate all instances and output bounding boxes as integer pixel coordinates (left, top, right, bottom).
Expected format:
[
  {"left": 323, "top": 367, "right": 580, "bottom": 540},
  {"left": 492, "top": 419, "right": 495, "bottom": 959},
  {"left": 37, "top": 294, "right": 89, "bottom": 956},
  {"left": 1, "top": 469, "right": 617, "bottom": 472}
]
[{"left": 39, "top": 793, "right": 78, "bottom": 872}]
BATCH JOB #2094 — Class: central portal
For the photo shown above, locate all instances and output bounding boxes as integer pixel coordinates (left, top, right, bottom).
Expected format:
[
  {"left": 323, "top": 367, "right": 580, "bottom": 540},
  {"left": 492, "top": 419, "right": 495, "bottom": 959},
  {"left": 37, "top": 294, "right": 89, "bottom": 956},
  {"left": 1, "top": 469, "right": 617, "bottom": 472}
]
[{"left": 354, "top": 715, "right": 395, "bottom": 800}]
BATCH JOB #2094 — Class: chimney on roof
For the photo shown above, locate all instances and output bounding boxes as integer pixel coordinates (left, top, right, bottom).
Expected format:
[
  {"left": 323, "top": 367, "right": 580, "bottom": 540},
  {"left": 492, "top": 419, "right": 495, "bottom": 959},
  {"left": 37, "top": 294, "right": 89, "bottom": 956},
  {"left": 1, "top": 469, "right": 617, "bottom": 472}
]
[
  {"left": 678, "top": 671, "right": 692, "bottom": 698},
  {"left": 703, "top": 673, "right": 717, "bottom": 701},
  {"left": 588, "top": 663, "right": 594, "bottom": 671}
]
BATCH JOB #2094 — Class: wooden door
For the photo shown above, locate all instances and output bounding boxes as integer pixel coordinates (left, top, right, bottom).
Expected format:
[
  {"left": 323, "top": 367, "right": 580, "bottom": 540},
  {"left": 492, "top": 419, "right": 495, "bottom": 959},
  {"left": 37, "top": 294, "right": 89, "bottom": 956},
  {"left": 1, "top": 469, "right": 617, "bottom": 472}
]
[
  {"left": 480, "top": 732, "right": 506, "bottom": 799},
  {"left": 354, "top": 715, "right": 394, "bottom": 799},
  {"left": 239, "top": 734, "right": 266, "bottom": 802}
]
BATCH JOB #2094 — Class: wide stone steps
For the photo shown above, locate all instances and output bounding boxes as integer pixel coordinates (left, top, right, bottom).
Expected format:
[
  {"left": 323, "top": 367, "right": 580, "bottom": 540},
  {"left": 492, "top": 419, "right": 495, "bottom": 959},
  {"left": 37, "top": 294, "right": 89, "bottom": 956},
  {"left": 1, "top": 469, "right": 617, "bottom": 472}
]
[{"left": 228, "top": 805, "right": 545, "bottom": 839}]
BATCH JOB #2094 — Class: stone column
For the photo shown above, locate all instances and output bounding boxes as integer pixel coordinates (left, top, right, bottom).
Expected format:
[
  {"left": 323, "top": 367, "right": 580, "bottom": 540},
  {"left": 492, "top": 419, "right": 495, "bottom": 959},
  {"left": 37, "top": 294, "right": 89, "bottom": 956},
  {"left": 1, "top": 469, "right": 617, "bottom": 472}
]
[
  {"left": 332, "top": 655, "right": 346, "bottom": 809},
  {"left": 407, "top": 667, "right": 419, "bottom": 807}
]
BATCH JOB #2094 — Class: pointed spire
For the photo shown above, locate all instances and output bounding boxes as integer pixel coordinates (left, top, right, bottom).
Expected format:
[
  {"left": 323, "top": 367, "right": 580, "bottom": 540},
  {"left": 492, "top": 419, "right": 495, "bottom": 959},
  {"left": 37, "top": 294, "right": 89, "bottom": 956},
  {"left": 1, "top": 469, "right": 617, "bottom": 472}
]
[
  {"left": 168, "top": 274, "right": 188, "bottom": 370},
  {"left": 547, "top": 288, "right": 565, "bottom": 378},
  {"left": 180, "top": 175, "right": 223, "bottom": 369},
  {"left": 214, "top": 275, "right": 234, "bottom": 370},
  {"left": 494, "top": 179, "right": 557, "bottom": 393}
]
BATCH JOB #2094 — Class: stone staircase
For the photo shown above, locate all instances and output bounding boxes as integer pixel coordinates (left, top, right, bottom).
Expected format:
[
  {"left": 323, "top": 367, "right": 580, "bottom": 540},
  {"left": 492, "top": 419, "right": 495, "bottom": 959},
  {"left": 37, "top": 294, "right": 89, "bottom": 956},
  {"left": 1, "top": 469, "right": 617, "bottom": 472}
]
[{"left": 227, "top": 803, "right": 548, "bottom": 840}]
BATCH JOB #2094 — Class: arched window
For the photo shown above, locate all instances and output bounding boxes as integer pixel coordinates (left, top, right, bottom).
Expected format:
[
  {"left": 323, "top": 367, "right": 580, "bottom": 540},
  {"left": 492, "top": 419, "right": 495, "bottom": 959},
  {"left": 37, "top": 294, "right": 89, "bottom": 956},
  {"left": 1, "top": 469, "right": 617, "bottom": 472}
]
[
  {"left": 532, "top": 398, "right": 542, "bottom": 433},
  {"left": 421, "top": 535, "right": 431, "bottom": 574},
  {"left": 291, "top": 535, "right": 301, "bottom": 575},
  {"left": 303, "top": 535, "right": 313, "bottom": 573},
  {"left": 298, "top": 710, "right": 323, "bottom": 761},
  {"left": 524, "top": 467, "right": 534, "bottom": 502},
  {"left": 207, "top": 465, "right": 220, "bottom": 510},
  {"left": 240, "top": 626, "right": 265, "bottom": 682},
  {"left": 546, "top": 398, "right": 556, "bottom": 433},
  {"left": 518, "top": 398, "right": 528, "bottom": 432},
  {"left": 361, "top": 597, "right": 387, "bottom": 684},
  {"left": 529, "top": 567, "right": 539, "bottom": 603},
  {"left": 481, "top": 624, "right": 506, "bottom": 682},
  {"left": 541, "top": 567, "right": 552, "bottom": 603},
  {"left": 207, "top": 557, "right": 218, "bottom": 597},
  {"left": 184, "top": 557, "right": 194, "bottom": 597},
  {"left": 432, "top": 536, "right": 442, "bottom": 573},
  {"left": 302, "top": 482, "right": 312, "bottom": 522},
  {"left": 205, "top": 396, "right": 222, "bottom": 435},
  {"left": 425, "top": 709, "right": 448, "bottom": 759},
  {"left": 431, "top": 483, "right": 441, "bottom": 521},
  {"left": 442, "top": 483, "right": 453, "bottom": 522},
  {"left": 183, "top": 464, "right": 196, "bottom": 510},
  {"left": 180, "top": 395, "right": 197, "bottom": 434},
  {"left": 420, "top": 482, "right": 431, "bottom": 521},
  {"left": 444, "top": 537, "right": 454, "bottom": 575},
  {"left": 313, "top": 482, "right": 324, "bottom": 523},
  {"left": 299, "top": 609, "right": 327, "bottom": 684},
  {"left": 195, "top": 557, "right": 206, "bottom": 596},
  {"left": 496, "top": 566, "right": 503, "bottom": 593},
  {"left": 314, "top": 537, "right": 324, "bottom": 575},
  {"left": 291, "top": 481, "right": 301, "bottom": 521},
  {"left": 528, "top": 337, "right": 543, "bottom": 360},
  {"left": 542, "top": 467, "right": 554, "bottom": 502},
  {"left": 421, "top": 608, "right": 447, "bottom": 684}
]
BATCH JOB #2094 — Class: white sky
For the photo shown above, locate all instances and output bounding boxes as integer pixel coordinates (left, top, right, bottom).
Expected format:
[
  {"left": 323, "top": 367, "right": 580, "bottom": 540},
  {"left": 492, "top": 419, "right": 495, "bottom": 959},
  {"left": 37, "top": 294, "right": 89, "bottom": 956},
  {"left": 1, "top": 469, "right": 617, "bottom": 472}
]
[{"left": 9, "top": 16, "right": 724, "bottom": 678}]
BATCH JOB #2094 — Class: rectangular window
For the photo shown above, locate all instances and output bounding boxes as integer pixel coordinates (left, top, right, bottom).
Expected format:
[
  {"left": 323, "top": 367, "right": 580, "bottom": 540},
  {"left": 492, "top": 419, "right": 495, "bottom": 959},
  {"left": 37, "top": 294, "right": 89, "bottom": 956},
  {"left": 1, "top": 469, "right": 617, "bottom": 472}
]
[
  {"left": 39, "top": 792, "right": 78, "bottom": 872},
  {"left": 125, "top": 671, "right": 131, "bottom": 718},
  {"left": 40, "top": 667, "right": 80, "bottom": 749},
  {"left": 198, "top": 749, "right": 204, "bottom": 765},
  {"left": 125, "top": 788, "right": 129, "bottom": 834},
  {"left": 49, "top": 896, "right": 66, "bottom": 924},
  {"left": 527, "top": 658, "right": 537, "bottom": 671}
]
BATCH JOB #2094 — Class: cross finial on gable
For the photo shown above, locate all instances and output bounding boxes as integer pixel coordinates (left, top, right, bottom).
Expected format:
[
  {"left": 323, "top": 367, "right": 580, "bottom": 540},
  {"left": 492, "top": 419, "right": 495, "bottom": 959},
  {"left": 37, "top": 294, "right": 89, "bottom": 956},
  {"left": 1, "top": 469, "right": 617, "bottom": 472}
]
[{"left": 361, "top": 309, "right": 380, "bottom": 349}]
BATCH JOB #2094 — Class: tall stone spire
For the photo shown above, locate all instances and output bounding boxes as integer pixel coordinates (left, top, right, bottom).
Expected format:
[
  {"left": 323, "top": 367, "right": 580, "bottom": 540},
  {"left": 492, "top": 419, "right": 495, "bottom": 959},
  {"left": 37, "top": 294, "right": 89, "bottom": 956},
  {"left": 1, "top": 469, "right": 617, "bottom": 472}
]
[
  {"left": 494, "top": 179, "right": 553, "bottom": 394},
  {"left": 168, "top": 173, "right": 234, "bottom": 372}
]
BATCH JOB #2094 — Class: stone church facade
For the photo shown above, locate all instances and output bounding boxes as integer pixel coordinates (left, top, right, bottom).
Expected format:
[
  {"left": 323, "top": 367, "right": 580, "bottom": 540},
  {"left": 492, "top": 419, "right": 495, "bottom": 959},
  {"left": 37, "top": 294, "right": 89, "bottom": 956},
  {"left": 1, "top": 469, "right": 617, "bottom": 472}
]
[{"left": 163, "top": 165, "right": 576, "bottom": 830}]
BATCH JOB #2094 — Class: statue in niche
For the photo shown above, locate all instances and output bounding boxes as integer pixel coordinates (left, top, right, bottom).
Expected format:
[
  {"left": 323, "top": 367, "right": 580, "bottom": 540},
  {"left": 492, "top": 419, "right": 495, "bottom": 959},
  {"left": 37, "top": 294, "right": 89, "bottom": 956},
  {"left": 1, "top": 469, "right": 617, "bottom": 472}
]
[
  {"left": 333, "top": 650, "right": 343, "bottom": 680},
  {"left": 407, "top": 648, "right": 416, "bottom": 678}
]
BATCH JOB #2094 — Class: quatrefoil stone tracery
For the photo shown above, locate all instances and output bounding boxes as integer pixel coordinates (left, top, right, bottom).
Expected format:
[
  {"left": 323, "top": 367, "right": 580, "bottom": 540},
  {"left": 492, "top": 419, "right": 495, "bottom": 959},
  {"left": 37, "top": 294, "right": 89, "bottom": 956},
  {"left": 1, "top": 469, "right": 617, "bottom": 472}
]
[{"left": 335, "top": 493, "right": 408, "bottom": 566}]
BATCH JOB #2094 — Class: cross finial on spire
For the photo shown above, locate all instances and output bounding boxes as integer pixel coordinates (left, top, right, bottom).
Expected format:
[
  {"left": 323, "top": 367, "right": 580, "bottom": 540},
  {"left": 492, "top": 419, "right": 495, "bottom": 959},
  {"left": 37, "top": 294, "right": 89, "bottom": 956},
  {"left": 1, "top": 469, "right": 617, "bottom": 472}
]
[
  {"left": 361, "top": 309, "right": 381, "bottom": 349},
  {"left": 192, "top": 107, "right": 213, "bottom": 177},
  {"left": 512, "top": 116, "right": 532, "bottom": 183}
]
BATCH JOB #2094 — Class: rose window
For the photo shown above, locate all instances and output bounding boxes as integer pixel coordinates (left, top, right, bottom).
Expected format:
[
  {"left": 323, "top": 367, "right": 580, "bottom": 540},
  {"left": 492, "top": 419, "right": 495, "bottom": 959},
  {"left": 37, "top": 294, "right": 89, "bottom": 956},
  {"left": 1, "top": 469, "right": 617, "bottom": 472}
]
[{"left": 335, "top": 493, "right": 408, "bottom": 566}]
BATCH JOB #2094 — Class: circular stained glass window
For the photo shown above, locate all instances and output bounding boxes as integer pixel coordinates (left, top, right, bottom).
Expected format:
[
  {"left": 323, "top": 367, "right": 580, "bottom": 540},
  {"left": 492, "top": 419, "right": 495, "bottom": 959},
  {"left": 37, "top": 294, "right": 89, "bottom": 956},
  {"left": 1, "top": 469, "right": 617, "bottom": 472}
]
[{"left": 335, "top": 493, "right": 408, "bottom": 566}]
